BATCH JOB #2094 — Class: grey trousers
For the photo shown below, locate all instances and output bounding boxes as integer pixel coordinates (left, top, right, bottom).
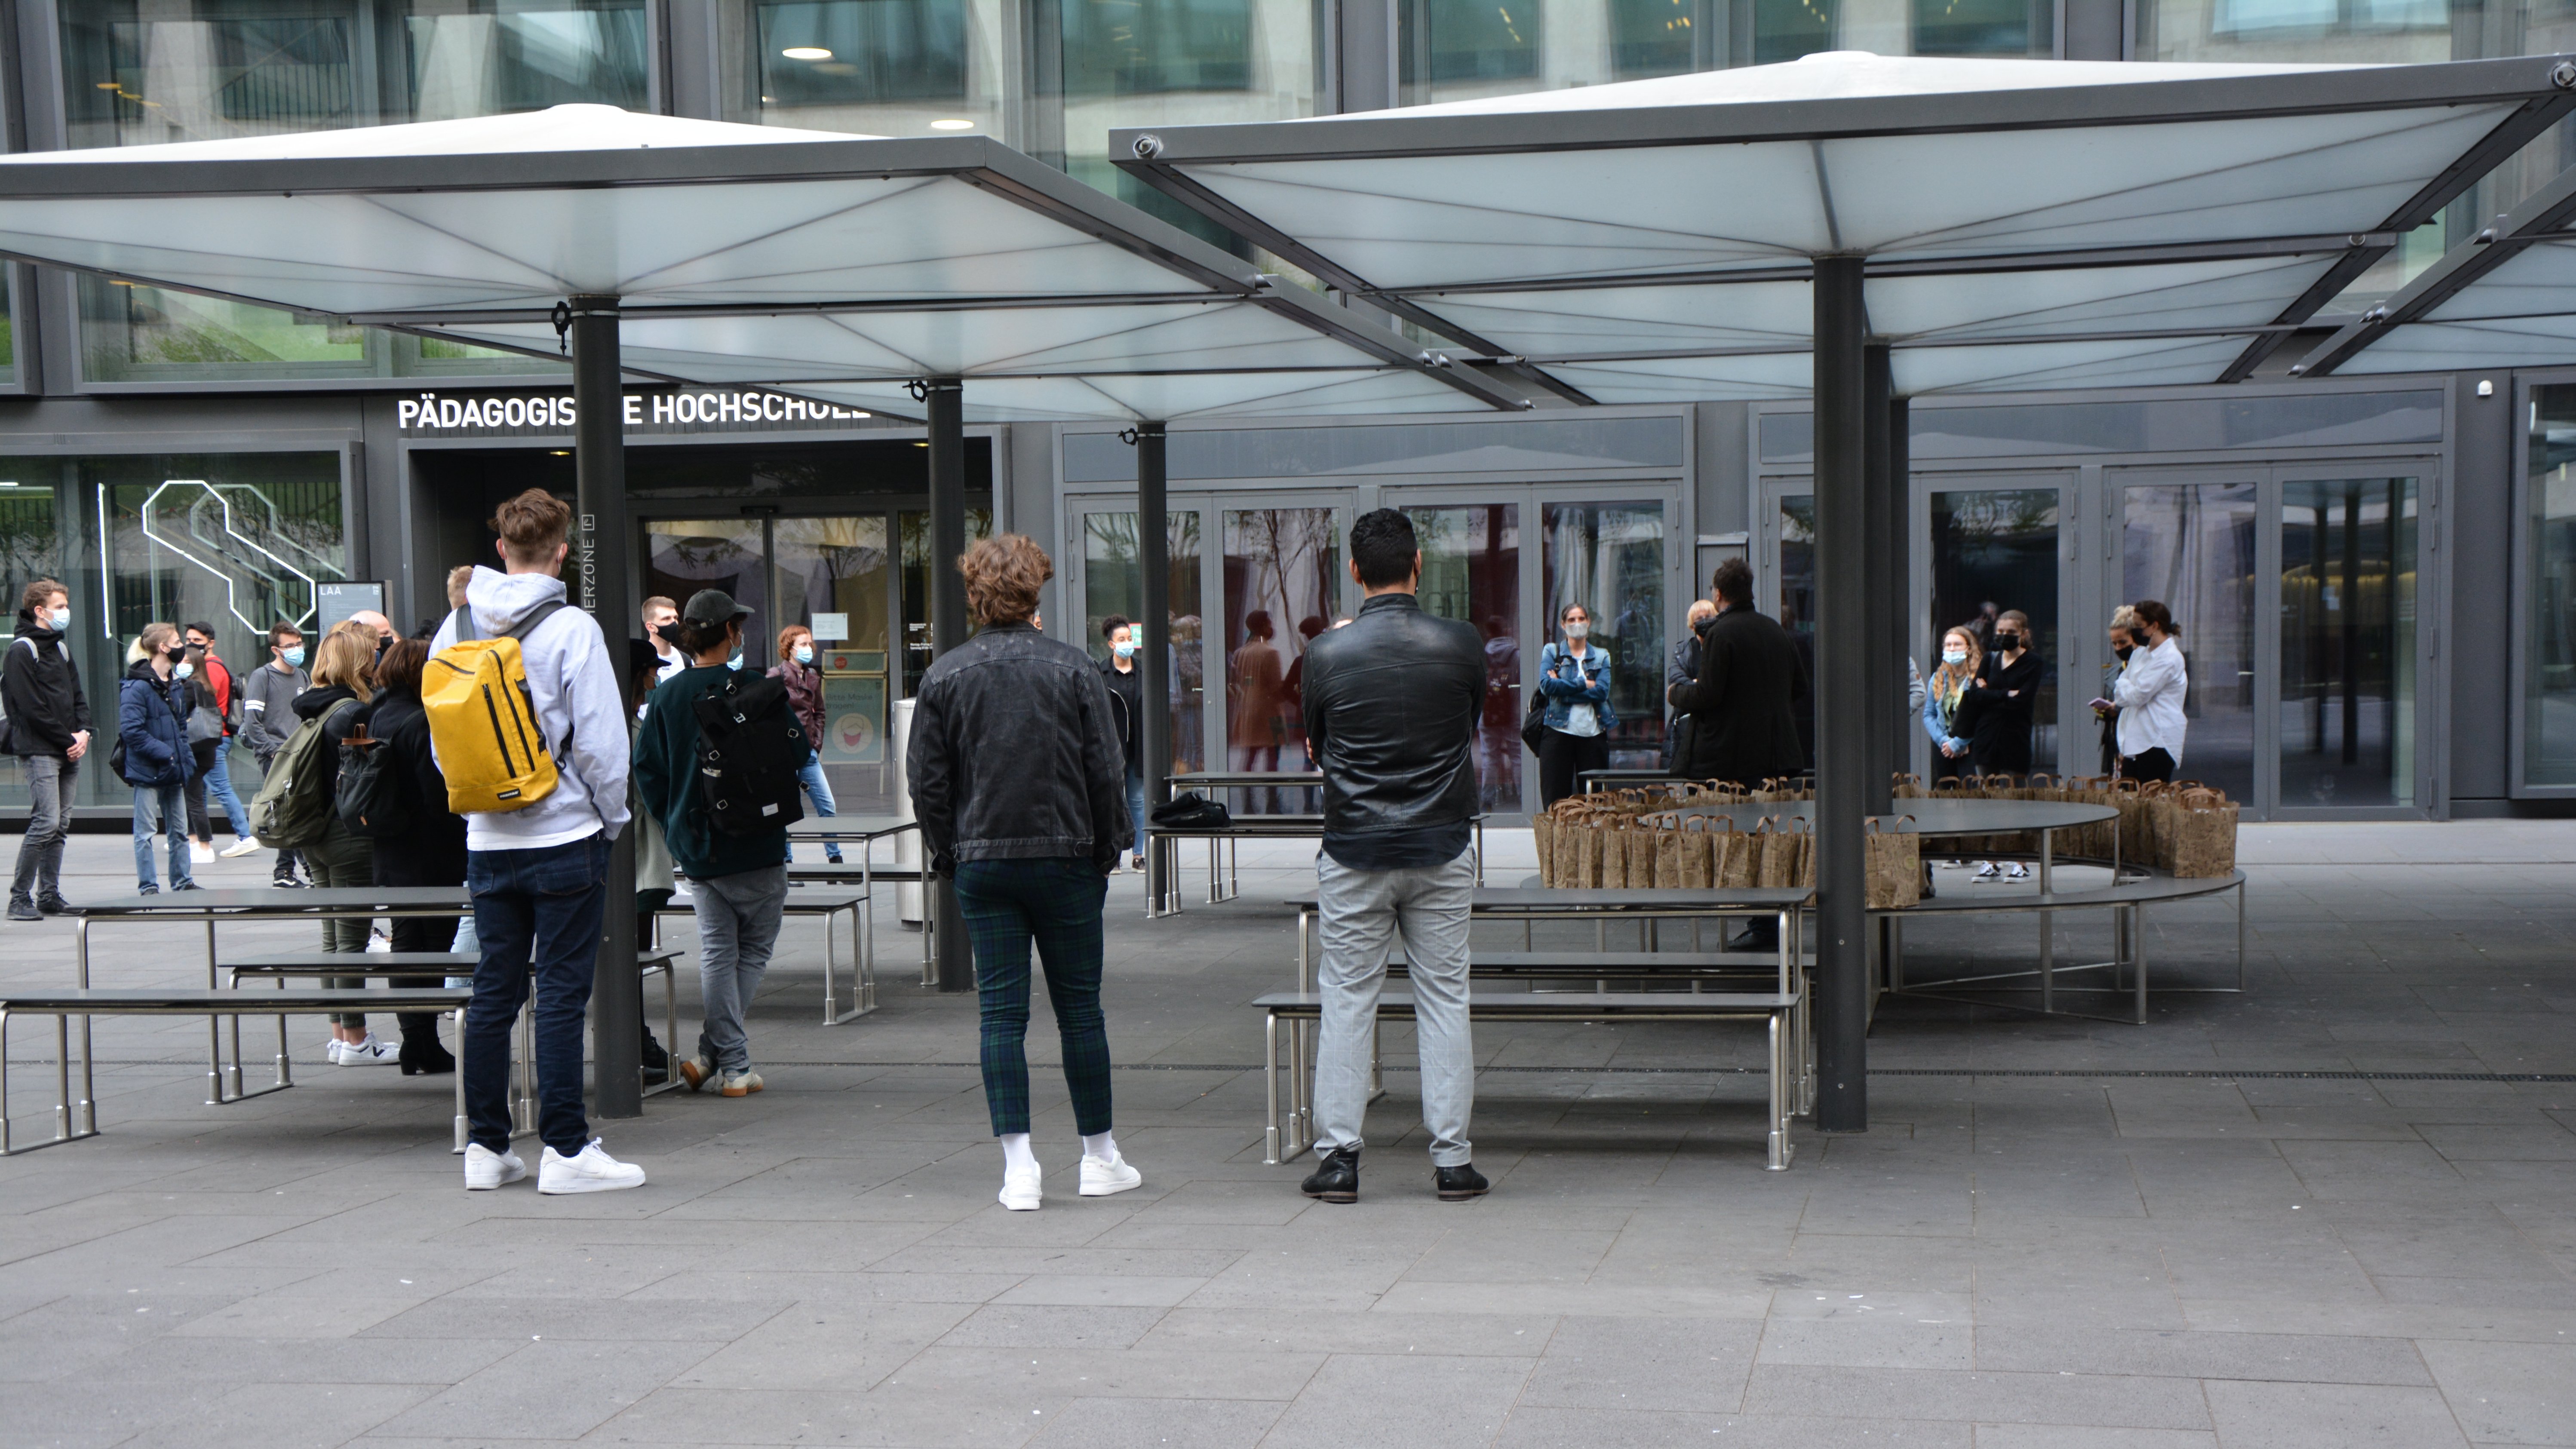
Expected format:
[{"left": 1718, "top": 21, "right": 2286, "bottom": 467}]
[
  {"left": 691, "top": 864, "right": 789, "bottom": 1073},
  {"left": 1312, "top": 848, "right": 1477, "bottom": 1167},
  {"left": 10, "top": 754, "right": 76, "bottom": 905}
]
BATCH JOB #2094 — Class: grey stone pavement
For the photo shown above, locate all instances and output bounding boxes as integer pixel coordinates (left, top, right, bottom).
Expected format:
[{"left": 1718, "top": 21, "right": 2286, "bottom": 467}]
[{"left": 3, "top": 821, "right": 2573, "bottom": 1448}]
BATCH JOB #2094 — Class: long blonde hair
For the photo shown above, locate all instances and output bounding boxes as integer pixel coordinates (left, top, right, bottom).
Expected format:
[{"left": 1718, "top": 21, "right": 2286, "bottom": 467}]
[
  {"left": 310, "top": 625, "right": 376, "bottom": 700},
  {"left": 1931, "top": 626, "right": 1982, "bottom": 713}
]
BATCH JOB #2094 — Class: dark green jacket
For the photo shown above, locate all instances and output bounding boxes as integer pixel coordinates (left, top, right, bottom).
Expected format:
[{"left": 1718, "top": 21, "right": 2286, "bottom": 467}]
[{"left": 634, "top": 664, "right": 788, "bottom": 881}]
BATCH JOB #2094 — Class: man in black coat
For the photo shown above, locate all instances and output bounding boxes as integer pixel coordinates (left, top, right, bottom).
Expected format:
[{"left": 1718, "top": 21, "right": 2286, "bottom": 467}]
[
  {"left": 5, "top": 579, "right": 89, "bottom": 920},
  {"left": 1668, "top": 559, "right": 1810, "bottom": 788}
]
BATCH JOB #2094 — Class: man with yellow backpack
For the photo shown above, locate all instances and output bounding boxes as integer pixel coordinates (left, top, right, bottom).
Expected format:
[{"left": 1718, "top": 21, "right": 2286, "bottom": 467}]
[{"left": 426, "top": 488, "right": 642, "bottom": 1196}]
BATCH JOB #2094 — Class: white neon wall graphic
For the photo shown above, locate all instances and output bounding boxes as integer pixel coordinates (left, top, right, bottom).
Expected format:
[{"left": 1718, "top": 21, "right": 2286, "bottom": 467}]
[{"left": 136, "top": 479, "right": 331, "bottom": 635}]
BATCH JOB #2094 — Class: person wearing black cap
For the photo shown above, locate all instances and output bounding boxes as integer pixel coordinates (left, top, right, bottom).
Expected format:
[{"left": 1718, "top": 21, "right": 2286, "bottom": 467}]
[{"left": 634, "top": 588, "right": 795, "bottom": 1098}]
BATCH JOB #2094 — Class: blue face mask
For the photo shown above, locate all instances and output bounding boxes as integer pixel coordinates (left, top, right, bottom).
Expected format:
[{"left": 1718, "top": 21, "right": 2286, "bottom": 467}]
[
  {"left": 727, "top": 654, "right": 743, "bottom": 672},
  {"left": 282, "top": 646, "right": 305, "bottom": 668},
  {"left": 793, "top": 645, "right": 814, "bottom": 665},
  {"left": 1112, "top": 640, "right": 1137, "bottom": 659}
]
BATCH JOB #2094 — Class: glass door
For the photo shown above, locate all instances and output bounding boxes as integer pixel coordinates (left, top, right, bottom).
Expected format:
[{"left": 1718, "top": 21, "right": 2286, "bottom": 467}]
[
  {"left": 1075, "top": 505, "right": 1207, "bottom": 777},
  {"left": 1915, "top": 474, "right": 2075, "bottom": 776},
  {"left": 2104, "top": 473, "right": 2263, "bottom": 807},
  {"left": 1541, "top": 498, "right": 1672, "bottom": 773},
  {"left": 2275, "top": 471, "right": 2422, "bottom": 811},
  {"left": 1403, "top": 498, "right": 1525, "bottom": 815},
  {"left": 1219, "top": 504, "right": 1344, "bottom": 814}
]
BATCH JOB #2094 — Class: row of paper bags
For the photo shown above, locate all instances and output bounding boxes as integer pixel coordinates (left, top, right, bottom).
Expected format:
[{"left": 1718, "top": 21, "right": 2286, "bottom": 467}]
[
  {"left": 1531, "top": 808, "right": 1923, "bottom": 909},
  {"left": 1894, "top": 773, "right": 2239, "bottom": 879}
]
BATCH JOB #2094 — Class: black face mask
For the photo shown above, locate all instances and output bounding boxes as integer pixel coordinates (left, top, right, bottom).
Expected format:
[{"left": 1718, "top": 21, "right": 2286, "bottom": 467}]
[
  {"left": 2114, "top": 645, "right": 2134, "bottom": 661},
  {"left": 1995, "top": 632, "right": 2020, "bottom": 651}
]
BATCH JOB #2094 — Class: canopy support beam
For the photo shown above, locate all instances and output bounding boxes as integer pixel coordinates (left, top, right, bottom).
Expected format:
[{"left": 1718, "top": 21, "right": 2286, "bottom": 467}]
[
  {"left": 1863, "top": 342, "right": 1898, "bottom": 818},
  {"left": 924, "top": 378, "right": 974, "bottom": 993},
  {"left": 1812, "top": 256, "right": 1869, "bottom": 1136},
  {"left": 571, "top": 295, "right": 643, "bottom": 1121},
  {"left": 1137, "top": 423, "right": 1172, "bottom": 908}
]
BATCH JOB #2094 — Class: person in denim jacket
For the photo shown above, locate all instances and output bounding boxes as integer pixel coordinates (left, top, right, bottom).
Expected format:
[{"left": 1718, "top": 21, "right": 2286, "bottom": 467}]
[{"left": 1535, "top": 602, "right": 1617, "bottom": 808}]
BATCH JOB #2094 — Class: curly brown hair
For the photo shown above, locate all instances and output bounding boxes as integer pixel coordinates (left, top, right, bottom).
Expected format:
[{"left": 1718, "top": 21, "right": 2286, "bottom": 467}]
[{"left": 958, "top": 534, "right": 1051, "bottom": 626}]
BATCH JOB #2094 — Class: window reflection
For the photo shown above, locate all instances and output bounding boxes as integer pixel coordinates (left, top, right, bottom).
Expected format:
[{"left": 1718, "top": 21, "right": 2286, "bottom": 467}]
[
  {"left": 1222, "top": 507, "right": 1337, "bottom": 813},
  {"left": 1409, "top": 504, "right": 1520, "bottom": 814},
  {"left": 79, "top": 276, "right": 553, "bottom": 384},
  {"left": 1083, "top": 510, "right": 1206, "bottom": 775},
  {"left": 2528, "top": 389, "right": 2576, "bottom": 789},
  {"left": 740, "top": 0, "right": 1002, "bottom": 135},
  {"left": 1542, "top": 501, "right": 1665, "bottom": 771},
  {"left": 61, "top": 0, "right": 647, "bottom": 148},
  {"left": 2279, "top": 478, "right": 2416, "bottom": 807}
]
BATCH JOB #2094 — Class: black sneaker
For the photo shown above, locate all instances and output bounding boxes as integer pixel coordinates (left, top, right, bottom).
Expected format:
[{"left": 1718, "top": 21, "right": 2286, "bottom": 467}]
[
  {"left": 35, "top": 895, "right": 67, "bottom": 915},
  {"left": 6, "top": 898, "right": 38, "bottom": 923},
  {"left": 271, "top": 874, "right": 304, "bottom": 889},
  {"left": 1434, "top": 1163, "right": 1489, "bottom": 1202},
  {"left": 1301, "top": 1147, "right": 1360, "bottom": 1204}
]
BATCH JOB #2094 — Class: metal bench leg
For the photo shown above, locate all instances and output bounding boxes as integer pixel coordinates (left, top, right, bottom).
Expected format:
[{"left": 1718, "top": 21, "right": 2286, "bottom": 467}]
[
  {"left": 453, "top": 1007, "right": 470, "bottom": 1153},
  {"left": 1264, "top": 1010, "right": 1282, "bottom": 1167},
  {"left": 821, "top": 906, "right": 838, "bottom": 1024},
  {"left": 1766, "top": 1013, "right": 1790, "bottom": 1170},
  {"left": 2134, "top": 903, "right": 2149, "bottom": 1025},
  {"left": 2236, "top": 878, "right": 2247, "bottom": 991}
]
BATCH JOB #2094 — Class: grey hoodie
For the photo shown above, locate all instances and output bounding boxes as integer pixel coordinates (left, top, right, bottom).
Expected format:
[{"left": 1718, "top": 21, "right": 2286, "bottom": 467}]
[{"left": 428, "top": 565, "right": 630, "bottom": 852}]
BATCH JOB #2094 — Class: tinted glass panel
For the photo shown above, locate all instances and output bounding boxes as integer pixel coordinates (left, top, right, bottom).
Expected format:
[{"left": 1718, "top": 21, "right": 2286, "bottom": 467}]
[
  {"left": 80, "top": 277, "right": 559, "bottom": 384},
  {"left": 1221, "top": 507, "right": 1337, "bottom": 811},
  {"left": 1409, "top": 503, "right": 1521, "bottom": 814},
  {"left": 1929, "top": 488, "right": 2059, "bottom": 768},
  {"left": 2279, "top": 477, "right": 2416, "bottom": 807},
  {"left": 2527, "top": 387, "right": 2576, "bottom": 787},
  {"left": 732, "top": 0, "right": 1003, "bottom": 135},
  {"left": 1542, "top": 500, "right": 1665, "bottom": 770},
  {"left": 1083, "top": 510, "right": 1207, "bottom": 775},
  {"left": 1759, "top": 392, "right": 2445, "bottom": 464},
  {"left": 2121, "top": 482, "right": 2258, "bottom": 804}
]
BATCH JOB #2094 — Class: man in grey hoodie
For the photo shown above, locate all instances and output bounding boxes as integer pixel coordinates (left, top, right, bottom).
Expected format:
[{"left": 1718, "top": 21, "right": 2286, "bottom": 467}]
[{"left": 429, "top": 488, "right": 642, "bottom": 1197}]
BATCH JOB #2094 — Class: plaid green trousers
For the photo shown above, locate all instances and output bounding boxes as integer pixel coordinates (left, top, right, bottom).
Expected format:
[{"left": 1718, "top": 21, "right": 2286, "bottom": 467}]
[{"left": 954, "top": 858, "right": 1115, "bottom": 1137}]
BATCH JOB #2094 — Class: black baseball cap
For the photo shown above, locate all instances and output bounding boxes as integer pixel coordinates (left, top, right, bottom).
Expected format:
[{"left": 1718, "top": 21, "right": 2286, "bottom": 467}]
[{"left": 681, "top": 589, "right": 751, "bottom": 626}]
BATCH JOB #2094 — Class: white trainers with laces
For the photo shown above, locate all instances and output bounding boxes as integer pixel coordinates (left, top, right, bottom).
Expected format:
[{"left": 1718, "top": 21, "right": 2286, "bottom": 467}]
[
  {"left": 188, "top": 841, "right": 215, "bottom": 865},
  {"left": 463, "top": 1142, "right": 526, "bottom": 1190},
  {"left": 2005, "top": 863, "right": 2031, "bottom": 881},
  {"left": 325, "top": 1038, "right": 346, "bottom": 1065},
  {"left": 338, "top": 1033, "right": 400, "bottom": 1065},
  {"left": 218, "top": 838, "right": 262, "bottom": 859},
  {"left": 1974, "top": 862, "right": 2001, "bottom": 881},
  {"left": 1079, "top": 1153, "right": 1142, "bottom": 1197},
  {"left": 538, "top": 1139, "right": 646, "bottom": 1194},
  {"left": 999, "top": 1164, "right": 1043, "bottom": 1211}
]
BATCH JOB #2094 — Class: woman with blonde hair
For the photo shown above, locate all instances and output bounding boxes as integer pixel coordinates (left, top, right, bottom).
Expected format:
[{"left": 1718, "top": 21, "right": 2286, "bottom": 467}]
[
  {"left": 1921, "top": 625, "right": 1981, "bottom": 782},
  {"left": 297, "top": 623, "right": 393, "bottom": 1063}
]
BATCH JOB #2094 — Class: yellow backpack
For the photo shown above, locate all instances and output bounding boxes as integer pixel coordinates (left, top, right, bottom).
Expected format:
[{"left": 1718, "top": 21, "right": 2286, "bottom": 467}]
[{"left": 423, "top": 599, "right": 566, "bottom": 813}]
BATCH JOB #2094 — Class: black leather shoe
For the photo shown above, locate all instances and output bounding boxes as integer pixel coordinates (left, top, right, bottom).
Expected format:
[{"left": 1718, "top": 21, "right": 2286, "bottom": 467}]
[
  {"left": 397, "top": 1038, "right": 456, "bottom": 1076},
  {"left": 1301, "top": 1147, "right": 1360, "bottom": 1203},
  {"left": 1434, "top": 1163, "right": 1489, "bottom": 1201}
]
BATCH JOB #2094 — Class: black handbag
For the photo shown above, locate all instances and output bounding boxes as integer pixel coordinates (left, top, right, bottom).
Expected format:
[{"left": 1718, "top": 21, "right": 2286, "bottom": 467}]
[
  {"left": 1520, "top": 689, "right": 1547, "bottom": 756},
  {"left": 1150, "top": 791, "right": 1230, "bottom": 829}
]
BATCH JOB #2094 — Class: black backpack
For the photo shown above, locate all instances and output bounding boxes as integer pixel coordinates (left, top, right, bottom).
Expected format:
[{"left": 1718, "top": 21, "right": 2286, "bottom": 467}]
[
  {"left": 692, "top": 670, "right": 809, "bottom": 837},
  {"left": 334, "top": 718, "right": 412, "bottom": 839}
]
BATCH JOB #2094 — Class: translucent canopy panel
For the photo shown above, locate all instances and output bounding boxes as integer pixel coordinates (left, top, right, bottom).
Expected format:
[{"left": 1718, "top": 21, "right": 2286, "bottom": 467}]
[
  {"left": 1409, "top": 254, "right": 2335, "bottom": 360},
  {"left": 1116, "top": 51, "right": 2572, "bottom": 292},
  {"left": 2414, "top": 237, "right": 2576, "bottom": 323},
  {"left": 1891, "top": 336, "right": 2255, "bottom": 393},
  {"left": 786, "top": 370, "right": 1510, "bottom": 423},
  {"left": 2325, "top": 318, "right": 2576, "bottom": 374},
  {"left": 1532, "top": 353, "right": 1818, "bottom": 405},
  {"left": 0, "top": 104, "right": 1249, "bottom": 316},
  {"left": 422, "top": 299, "right": 1397, "bottom": 384}
]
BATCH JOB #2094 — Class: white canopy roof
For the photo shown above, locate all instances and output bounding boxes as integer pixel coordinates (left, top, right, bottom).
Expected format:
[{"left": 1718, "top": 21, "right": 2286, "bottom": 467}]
[
  {"left": 0, "top": 104, "right": 1524, "bottom": 421},
  {"left": 1116, "top": 52, "right": 2576, "bottom": 399}
]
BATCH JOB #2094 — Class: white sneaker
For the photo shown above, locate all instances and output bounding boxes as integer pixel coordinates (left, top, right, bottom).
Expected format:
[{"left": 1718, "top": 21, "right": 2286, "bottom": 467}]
[
  {"left": 365, "top": 929, "right": 391, "bottom": 954},
  {"left": 538, "top": 1139, "right": 645, "bottom": 1194},
  {"left": 218, "top": 838, "right": 262, "bottom": 859},
  {"left": 463, "top": 1142, "right": 526, "bottom": 1190},
  {"left": 2006, "top": 863, "right": 2030, "bottom": 881},
  {"left": 999, "top": 1164, "right": 1042, "bottom": 1211},
  {"left": 325, "top": 1038, "right": 346, "bottom": 1065},
  {"left": 338, "top": 1033, "right": 400, "bottom": 1065},
  {"left": 1974, "top": 862, "right": 2000, "bottom": 881},
  {"left": 1079, "top": 1154, "right": 1142, "bottom": 1197},
  {"left": 188, "top": 841, "right": 215, "bottom": 865}
]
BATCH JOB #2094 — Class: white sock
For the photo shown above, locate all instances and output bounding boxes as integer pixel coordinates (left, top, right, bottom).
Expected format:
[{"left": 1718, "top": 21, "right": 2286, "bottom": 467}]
[
  {"left": 1000, "top": 1133, "right": 1037, "bottom": 1175},
  {"left": 1081, "top": 1131, "right": 1118, "bottom": 1164}
]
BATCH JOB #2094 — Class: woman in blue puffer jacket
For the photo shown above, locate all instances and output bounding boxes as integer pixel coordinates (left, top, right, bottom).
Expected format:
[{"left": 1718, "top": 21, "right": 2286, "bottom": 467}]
[{"left": 119, "top": 621, "right": 198, "bottom": 893}]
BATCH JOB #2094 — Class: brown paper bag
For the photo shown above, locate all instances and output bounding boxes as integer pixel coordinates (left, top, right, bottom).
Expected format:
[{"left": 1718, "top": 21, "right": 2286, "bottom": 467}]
[
  {"left": 1865, "top": 817, "right": 1922, "bottom": 909},
  {"left": 1530, "top": 812, "right": 1555, "bottom": 886},
  {"left": 1755, "top": 823, "right": 1793, "bottom": 888},
  {"left": 1625, "top": 828, "right": 1659, "bottom": 889},
  {"left": 1679, "top": 817, "right": 1716, "bottom": 888},
  {"left": 1718, "top": 824, "right": 1759, "bottom": 890},
  {"left": 2166, "top": 789, "right": 2239, "bottom": 878}
]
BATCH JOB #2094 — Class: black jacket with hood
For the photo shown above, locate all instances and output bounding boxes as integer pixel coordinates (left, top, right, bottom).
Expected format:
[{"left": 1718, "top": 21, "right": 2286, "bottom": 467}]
[{"left": 4, "top": 606, "right": 89, "bottom": 759}]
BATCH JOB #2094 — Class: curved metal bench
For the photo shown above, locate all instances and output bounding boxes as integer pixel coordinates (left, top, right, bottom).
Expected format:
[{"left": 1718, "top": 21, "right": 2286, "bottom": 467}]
[{"left": 1876, "top": 867, "right": 2247, "bottom": 1025}]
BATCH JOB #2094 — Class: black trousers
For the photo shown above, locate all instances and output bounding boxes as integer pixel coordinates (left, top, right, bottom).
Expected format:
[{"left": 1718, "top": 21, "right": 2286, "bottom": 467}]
[
  {"left": 2120, "top": 747, "right": 2176, "bottom": 784},
  {"left": 1538, "top": 729, "right": 1609, "bottom": 810}
]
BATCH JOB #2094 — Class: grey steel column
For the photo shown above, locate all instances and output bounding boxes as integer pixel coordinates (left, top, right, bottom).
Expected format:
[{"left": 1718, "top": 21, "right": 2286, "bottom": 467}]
[
  {"left": 1887, "top": 393, "right": 1910, "bottom": 782},
  {"left": 570, "top": 296, "right": 641, "bottom": 1119},
  {"left": 1811, "top": 257, "right": 1869, "bottom": 1134},
  {"left": 1863, "top": 343, "right": 1896, "bottom": 817},
  {"left": 1136, "top": 423, "right": 1170, "bottom": 907},
  {"left": 924, "top": 378, "right": 973, "bottom": 993}
]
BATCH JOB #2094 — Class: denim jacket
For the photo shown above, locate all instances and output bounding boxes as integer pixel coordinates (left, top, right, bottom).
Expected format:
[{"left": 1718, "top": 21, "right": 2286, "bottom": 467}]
[{"left": 1536, "top": 642, "right": 1617, "bottom": 734}]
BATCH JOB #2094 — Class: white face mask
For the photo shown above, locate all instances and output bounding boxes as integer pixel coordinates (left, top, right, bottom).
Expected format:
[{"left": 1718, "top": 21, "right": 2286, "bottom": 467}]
[
  {"left": 1942, "top": 650, "right": 1968, "bottom": 666},
  {"left": 173, "top": 661, "right": 193, "bottom": 679},
  {"left": 1564, "top": 621, "right": 1589, "bottom": 641},
  {"left": 46, "top": 608, "right": 68, "bottom": 631},
  {"left": 793, "top": 644, "right": 814, "bottom": 665}
]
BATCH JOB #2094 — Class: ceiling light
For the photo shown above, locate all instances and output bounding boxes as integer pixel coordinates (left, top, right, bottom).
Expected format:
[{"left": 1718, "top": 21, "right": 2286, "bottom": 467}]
[
  {"left": 930, "top": 118, "right": 975, "bottom": 131},
  {"left": 781, "top": 46, "right": 832, "bottom": 59},
  {"left": 550, "top": 450, "right": 571, "bottom": 456}
]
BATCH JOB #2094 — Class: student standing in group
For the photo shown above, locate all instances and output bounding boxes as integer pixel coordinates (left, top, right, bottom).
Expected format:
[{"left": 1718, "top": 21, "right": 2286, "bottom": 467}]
[
  {"left": 1964, "top": 609, "right": 2043, "bottom": 880},
  {"left": 433, "top": 488, "right": 642, "bottom": 1195},
  {"left": 240, "top": 622, "right": 310, "bottom": 887},
  {"left": 119, "top": 623, "right": 198, "bottom": 895},
  {"left": 2113, "top": 600, "right": 2188, "bottom": 783},
  {"left": 1663, "top": 598, "right": 1718, "bottom": 772},
  {"left": 182, "top": 622, "right": 259, "bottom": 860},
  {"left": 6, "top": 580, "right": 87, "bottom": 921},
  {"left": 1296, "top": 509, "right": 1487, "bottom": 1205},
  {"left": 770, "top": 623, "right": 843, "bottom": 865},
  {"left": 361, "top": 636, "right": 462, "bottom": 1075},
  {"left": 907, "top": 534, "right": 1139, "bottom": 1212},
  {"left": 642, "top": 596, "right": 686, "bottom": 686},
  {"left": 638, "top": 590, "right": 798, "bottom": 1097},
  {"left": 2094, "top": 605, "right": 2139, "bottom": 777},
  {"left": 295, "top": 625, "right": 391, "bottom": 1063},
  {"left": 1922, "top": 626, "right": 1982, "bottom": 783},
  {"left": 1669, "top": 559, "right": 1808, "bottom": 789},
  {"left": 1534, "top": 602, "right": 1615, "bottom": 808},
  {"left": 1098, "top": 615, "right": 1148, "bottom": 873}
]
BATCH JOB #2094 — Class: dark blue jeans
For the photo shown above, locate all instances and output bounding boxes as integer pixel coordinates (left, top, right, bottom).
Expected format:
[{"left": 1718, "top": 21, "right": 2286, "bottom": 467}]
[
  {"left": 955, "top": 857, "right": 1113, "bottom": 1138},
  {"left": 463, "top": 832, "right": 609, "bottom": 1156}
]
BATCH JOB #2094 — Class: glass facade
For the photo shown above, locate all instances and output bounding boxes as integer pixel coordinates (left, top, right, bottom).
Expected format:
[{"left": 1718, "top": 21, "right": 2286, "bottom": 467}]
[
  {"left": 60, "top": 0, "right": 648, "bottom": 147},
  {"left": 1408, "top": 503, "right": 1521, "bottom": 814},
  {"left": 2529, "top": 388, "right": 2576, "bottom": 789},
  {"left": 1541, "top": 500, "right": 1665, "bottom": 771},
  {"left": 2278, "top": 476, "right": 2416, "bottom": 807},
  {"left": 1928, "top": 487, "right": 2060, "bottom": 766},
  {"left": 1081, "top": 508, "right": 1207, "bottom": 774},
  {"left": 1220, "top": 506, "right": 1337, "bottom": 808},
  {"left": 80, "top": 277, "right": 555, "bottom": 384},
  {"left": 2121, "top": 481, "right": 2258, "bottom": 806}
]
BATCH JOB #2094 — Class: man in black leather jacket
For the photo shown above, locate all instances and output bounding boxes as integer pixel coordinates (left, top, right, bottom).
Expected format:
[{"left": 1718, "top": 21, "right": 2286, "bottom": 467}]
[
  {"left": 1669, "top": 558, "right": 1809, "bottom": 788},
  {"left": 1294, "top": 509, "right": 1489, "bottom": 1205}
]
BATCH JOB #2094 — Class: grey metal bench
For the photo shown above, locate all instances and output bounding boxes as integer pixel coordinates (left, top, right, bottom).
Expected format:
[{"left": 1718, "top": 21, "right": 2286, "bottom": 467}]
[
  {"left": 655, "top": 886, "right": 875, "bottom": 1022},
  {"left": 1255, "top": 988, "right": 1802, "bottom": 1171},
  {"left": 1874, "top": 868, "right": 2248, "bottom": 1024},
  {"left": 1146, "top": 815, "right": 1489, "bottom": 917},
  {"left": 0, "top": 987, "right": 471, "bottom": 1155}
]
